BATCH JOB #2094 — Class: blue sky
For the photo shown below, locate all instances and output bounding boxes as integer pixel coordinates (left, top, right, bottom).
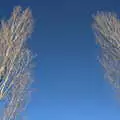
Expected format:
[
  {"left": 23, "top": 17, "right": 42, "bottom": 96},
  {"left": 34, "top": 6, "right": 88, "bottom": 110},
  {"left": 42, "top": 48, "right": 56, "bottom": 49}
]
[{"left": 1, "top": 0, "right": 120, "bottom": 120}]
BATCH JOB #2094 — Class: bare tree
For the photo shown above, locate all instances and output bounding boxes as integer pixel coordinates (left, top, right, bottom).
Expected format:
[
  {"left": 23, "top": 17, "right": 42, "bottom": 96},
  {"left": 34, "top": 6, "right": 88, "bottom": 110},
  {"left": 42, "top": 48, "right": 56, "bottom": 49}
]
[
  {"left": 0, "top": 6, "right": 33, "bottom": 99},
  {"left": 0, "top": 6, "right": 34, "bottom": 120},
  {"left": 92, "top": 12, "right": 120, "bottom": 89}
]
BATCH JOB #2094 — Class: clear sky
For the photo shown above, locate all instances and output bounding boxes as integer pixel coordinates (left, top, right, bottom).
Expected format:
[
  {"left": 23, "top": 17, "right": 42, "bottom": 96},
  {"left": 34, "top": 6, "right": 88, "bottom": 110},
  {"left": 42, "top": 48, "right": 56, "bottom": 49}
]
[{"left": 1, "top": 0, "right": 120, "bottom": 120}]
